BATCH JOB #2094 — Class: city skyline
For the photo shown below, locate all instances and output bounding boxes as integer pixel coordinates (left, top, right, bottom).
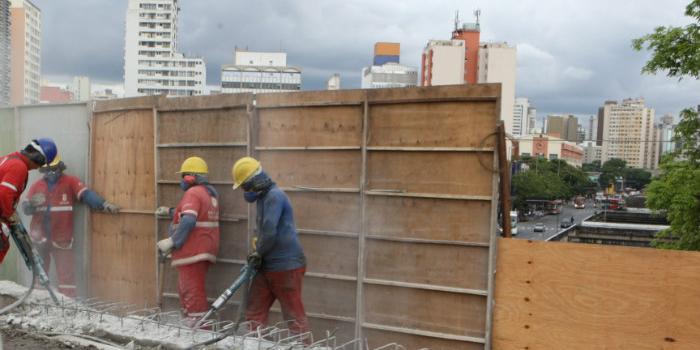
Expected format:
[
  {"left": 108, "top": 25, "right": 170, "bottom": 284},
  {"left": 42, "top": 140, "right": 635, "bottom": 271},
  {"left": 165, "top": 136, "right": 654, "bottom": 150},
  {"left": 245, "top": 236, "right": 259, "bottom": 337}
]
[{"left": 29, "top": 0, "right": 700, "bottom": 118}]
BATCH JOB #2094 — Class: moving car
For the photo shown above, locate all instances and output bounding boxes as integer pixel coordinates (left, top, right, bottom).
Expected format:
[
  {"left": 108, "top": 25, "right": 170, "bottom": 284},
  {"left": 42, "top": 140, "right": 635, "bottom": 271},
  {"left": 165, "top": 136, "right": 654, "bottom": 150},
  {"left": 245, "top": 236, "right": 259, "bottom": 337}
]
[{"left": 534, "top": 222, "right": 545, "bottom": 232}]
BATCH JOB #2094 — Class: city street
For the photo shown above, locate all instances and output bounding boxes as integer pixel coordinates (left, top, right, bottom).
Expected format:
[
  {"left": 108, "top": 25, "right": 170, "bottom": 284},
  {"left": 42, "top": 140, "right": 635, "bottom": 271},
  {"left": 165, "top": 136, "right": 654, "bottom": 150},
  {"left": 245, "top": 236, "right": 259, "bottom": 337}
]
[{"left": 515, "top": 202, "right": 596, "bottom": 240}]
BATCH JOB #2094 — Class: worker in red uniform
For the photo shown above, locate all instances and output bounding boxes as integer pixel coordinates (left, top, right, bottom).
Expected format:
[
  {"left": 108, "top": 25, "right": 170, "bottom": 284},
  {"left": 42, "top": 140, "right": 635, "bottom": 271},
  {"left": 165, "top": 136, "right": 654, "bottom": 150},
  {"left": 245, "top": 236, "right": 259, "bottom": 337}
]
[
  {"left": 156, "top": 157, "right": 220, "bottom": 325},
  {"left": 0, "top": 138, "right": 58, "bottom": 264},
  {"left": 231, "top": 157, "right": 310, "bottom": 338},
  {"left": 22, "top": 156, "right": 120, "bottom": 297}
]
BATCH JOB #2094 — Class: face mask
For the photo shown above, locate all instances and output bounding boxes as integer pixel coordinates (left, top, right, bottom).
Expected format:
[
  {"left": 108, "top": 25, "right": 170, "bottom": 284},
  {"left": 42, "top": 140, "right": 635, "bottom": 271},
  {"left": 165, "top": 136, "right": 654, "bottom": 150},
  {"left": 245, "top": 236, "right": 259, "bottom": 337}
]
[
  {"left": 244, "top": 191, "right": 259, "bottom": 203},
  {"left": 44, "top": 171, "right": 60, "bottom": 184},
  {"left": 180, "top": 179, "right": 191, "bottom": 192}
]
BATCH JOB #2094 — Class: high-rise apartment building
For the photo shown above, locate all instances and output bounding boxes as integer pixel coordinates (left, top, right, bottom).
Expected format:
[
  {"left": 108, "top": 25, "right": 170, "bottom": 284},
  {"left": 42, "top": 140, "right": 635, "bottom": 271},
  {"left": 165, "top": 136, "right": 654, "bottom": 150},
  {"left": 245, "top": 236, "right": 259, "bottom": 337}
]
[
  {"left": 527, "top": 106, "right": 537, "bottom": 134},
  {"left": 70, "top": 76, "right": 91, "bottom": 101},
  {"left": 513, "top": 97, "right": 530, "bottom": 136},
  {"left": 546, "top": 114, "right": 578, "bottom": 142},
  {"left": 0, "top": 0, "right": 10, "bottom": 106},
  {"left": 451, "top": 19, "right": 480, "bottom": 84},
  {"left": 327, "top": 74, "right": 340, "bottom": 90},
  {"left": 124, "top": 0, "right": 206, "bottom": 97},
  {"left": 658, "top": 114, "right": 676, "bottom": 157},
  {"left": 10, "top": 0, "right": 40, "bottom": 105},
  {"left": 587, "top": 115, "right": 597, "bottom": 142},
  {"left": 581, "top": 141, "right": 602, "bottom": 164},
  {"left": 220, "top": 49, "right": 301, "bottom": 94},
  {"left": 478, "top": 42, "right": 517, "bottom": 135},
  {"left": 421, "top": 39, "right": 465, "bottom": 86},
  {"left": 596, "top": 100, "right": 616, "bottom": 146},
  {"left": 600, "top": 98, "right": 656, "bottom": 169},
  {"left": 362, "top": 42, "right": 417, "bottom": 89}
]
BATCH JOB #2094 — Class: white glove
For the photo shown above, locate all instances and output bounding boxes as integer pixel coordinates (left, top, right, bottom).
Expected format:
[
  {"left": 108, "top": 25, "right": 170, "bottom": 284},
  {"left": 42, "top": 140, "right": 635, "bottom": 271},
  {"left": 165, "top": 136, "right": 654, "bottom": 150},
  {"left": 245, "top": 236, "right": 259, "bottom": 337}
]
[
  {"left": 155, "top": 206, "right": 171, "bottom": 217},
  {"left": 30, "top": 193, "right": 46, "bottom": 207},
  {"left": 102, "top": 201, "right": 120, "bottom": 214},
  {"left": 157, "top": 237, "right": 174, "bottom": 255}
]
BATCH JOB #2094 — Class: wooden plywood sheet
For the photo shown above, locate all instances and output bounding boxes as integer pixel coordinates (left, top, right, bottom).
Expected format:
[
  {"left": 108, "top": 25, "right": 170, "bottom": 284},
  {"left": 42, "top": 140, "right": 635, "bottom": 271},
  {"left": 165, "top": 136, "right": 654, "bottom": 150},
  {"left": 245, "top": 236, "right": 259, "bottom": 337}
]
[
  {"left": 368, "top": 101, "right": 497, "bottom": 148},
  {"left": 303, "top": 276, "right": 356, "bottom": 318},
  {"left": 157, "top": 93, "right": 252, "bottom": 111},
  {"left": 366, "top": 83, "right": 500, "bottom": 103},
  {"left": 158, "top": 146, "right": 246, "bottom": 182},
  {"left": 257, "top": 105, "right": 362, "bottom": 147},
  {"left": 363, "top": 328, "right": 484, "bottom": 350},
  {"left": 366, "top": 196, "right": 491, "bottom": 243},
  {"left": 301, "top": 234, "right": 357, "bottom": 277},
  {"left": 287, "top": 192, "right": 360, "bottom": 234},
  {"left": 365, "top": 240, "right": 488, "bottom": 291},
  {"left": 364, "top": 284, "right": 486, "bottom": 338},
  {"left": 157, "top": 109, "right": 248, "bottom": 144},
  {"left": 493, "top": 238, "right": 700, "bottom": 349},
  {"left": 367, "top": 151, "right": 493, "bottom": 197},
  {"left": 259, "top": 150, "right": 361, "bottom": 189},
  {"left": 255, "top": 89, "right": 364, "bottom": 107},
  {"left": 217, "top": 221, "right": 249, "bottom": 261},
  {"left": 158, "top": 184, "right": 248, "bottom": 219}
]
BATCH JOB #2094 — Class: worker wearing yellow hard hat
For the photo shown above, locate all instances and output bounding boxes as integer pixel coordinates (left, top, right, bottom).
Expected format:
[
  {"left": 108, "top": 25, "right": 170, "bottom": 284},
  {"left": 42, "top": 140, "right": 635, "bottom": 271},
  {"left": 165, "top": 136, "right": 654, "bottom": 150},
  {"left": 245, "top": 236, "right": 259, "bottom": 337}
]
[
  {"left": 156, "top": 156, "right": 220, "bottom": 325},
  {"left": 231, "top": 156, "right": 309, "bottom": 338},
  {"left": 22, "top": 154, "right": 119, "bottom": 297}
]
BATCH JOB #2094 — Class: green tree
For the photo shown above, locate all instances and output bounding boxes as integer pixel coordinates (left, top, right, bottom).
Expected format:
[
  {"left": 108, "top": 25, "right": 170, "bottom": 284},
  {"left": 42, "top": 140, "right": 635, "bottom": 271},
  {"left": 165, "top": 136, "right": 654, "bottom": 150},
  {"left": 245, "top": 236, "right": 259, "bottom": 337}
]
[
  {"left": 634, "top": 0, "right": 700, "bottom": 250},
  {"left": 582, "top": 160, "right": 601, "bottom": 172},
  {"left": 623, "top": 168, "right": 652, "bottom": 189},
  {"left": 598, "top": 158, "right": 627, "bottom": 187}
]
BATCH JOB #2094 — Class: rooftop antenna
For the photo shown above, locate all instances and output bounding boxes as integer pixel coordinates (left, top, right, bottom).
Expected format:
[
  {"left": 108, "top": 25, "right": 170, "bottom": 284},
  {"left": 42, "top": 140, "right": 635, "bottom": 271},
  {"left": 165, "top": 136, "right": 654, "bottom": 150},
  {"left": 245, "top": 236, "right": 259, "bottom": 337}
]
[
  {"left": 454, "top": 10, "right": 460, "bottom": 31},
  {"left": 474, "top": 8, "right": 481, "bottom": 26}
]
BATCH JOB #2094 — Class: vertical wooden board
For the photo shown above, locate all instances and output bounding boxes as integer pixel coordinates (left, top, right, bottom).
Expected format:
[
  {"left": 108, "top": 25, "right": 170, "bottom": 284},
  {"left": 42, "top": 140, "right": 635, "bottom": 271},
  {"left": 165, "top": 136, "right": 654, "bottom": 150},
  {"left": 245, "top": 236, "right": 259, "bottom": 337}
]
[
  {"left": 302, "top": 276, "right": 357, "bottom": 318},
  {"left": 365, "top": 241, "right": 489, "bottom": 290},
  {"left": 218, "top": 221, "right": 249, "bottom": 261},
  {"left": 368, "top": 102, "right": 497, "bottom": 148},
  {"left": 300, "top": 234, "right": 357, "bottom": 277},
  {"left": 89, "top": 214, "right": 156, "bottom": 305},
  {"left": 91, "top": 110, "right": 155, "bottom": 211},
  {"left": 259, "top": 150, "right": 361, "bottom": 189},
  {"left": 366, "top": 196, "right": 491, "bottom": 243},
  {"left": 493, "top": 239, "right": 700, "bottom": 350},
  {"left": 364, "top": 284, "right": 486, "bottom": 338},
  {"left": 158, "top": 184, "right": 247, "bottom": 219},
  {"left": 367, "top": 151, "right": 493, "bottom": 196},
  {"left": 157, "top": 146, "right": 247, "bottom": 182},
  {"left": 257, "top": 106, "right": 362, "bottom": 147},
  {"left": 287, "top": 192, "right": 360, "bottom": 233},
  {"left": 363, "top": 328, "right": 484, "bottom": 350},
  {"left": 157, "top": 109, "right": 248, "bottom": 144}
]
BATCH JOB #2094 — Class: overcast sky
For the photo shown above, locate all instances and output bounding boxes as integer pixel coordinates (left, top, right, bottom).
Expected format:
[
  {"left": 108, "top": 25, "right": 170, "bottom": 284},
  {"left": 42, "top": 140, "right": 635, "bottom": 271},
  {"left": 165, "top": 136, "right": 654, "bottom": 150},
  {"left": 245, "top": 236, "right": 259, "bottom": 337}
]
[{"left": 35, "top": 0, "right": 699, "bottom": 122}]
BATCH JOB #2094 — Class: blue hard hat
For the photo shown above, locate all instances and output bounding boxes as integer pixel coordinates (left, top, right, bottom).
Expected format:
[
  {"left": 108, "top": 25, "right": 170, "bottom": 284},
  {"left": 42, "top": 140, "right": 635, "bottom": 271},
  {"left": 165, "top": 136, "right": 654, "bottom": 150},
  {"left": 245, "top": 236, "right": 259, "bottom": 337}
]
[{"left": 33, "top": 138, "right": 58, "bottom": 165}]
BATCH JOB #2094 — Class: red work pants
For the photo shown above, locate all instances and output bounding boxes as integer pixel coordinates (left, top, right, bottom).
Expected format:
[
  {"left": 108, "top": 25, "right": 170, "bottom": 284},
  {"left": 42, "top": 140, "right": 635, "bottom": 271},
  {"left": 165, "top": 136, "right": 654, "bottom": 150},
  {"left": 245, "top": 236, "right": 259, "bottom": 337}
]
[
  {"left": 176, "top": 261, "right": 211, "bottom": 317},
  {"left": 245, "top": 266, "right": 310, "bottom": 335},
  {"left": 37, "top": 243, "right": 76, "bottom": 297}
]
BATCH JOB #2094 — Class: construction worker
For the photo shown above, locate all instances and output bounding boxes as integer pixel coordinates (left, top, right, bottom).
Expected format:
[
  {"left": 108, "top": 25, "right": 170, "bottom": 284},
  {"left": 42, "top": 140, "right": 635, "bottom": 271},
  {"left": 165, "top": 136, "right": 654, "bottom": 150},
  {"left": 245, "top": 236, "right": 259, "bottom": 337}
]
[
  {"left": 156, "top": 157, "right": 220, "bottom": 325},
  {"left": 0, "top": 138, "right": 57, "bottom": 264},
  {"left": 22, "top": 156, "right": 120, "bottom": 297},
  {"left": 231, "top": 157, "right": 309, "bottom": 337}
]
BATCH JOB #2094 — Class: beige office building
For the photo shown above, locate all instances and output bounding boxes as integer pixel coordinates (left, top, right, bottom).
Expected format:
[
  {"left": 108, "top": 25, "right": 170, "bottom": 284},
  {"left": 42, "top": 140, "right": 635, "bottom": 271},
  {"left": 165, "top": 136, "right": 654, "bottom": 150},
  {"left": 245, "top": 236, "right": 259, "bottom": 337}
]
[
  {"left": 9, "top": 0, "right": 40, "bottom": 105},
  {"left": 600, "top": 98, "right": 657, "bottom": 169}
]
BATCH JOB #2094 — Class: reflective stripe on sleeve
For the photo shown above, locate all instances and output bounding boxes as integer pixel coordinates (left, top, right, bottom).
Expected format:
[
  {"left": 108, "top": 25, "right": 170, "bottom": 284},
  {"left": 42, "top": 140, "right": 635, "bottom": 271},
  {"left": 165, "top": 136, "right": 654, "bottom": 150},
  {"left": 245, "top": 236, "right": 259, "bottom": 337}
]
[
  {"left": 1, "top": 182, "right": 17, "bottom": 192},
  {"left": 195, "top": 221, "right": 219, "bottom": 228}
]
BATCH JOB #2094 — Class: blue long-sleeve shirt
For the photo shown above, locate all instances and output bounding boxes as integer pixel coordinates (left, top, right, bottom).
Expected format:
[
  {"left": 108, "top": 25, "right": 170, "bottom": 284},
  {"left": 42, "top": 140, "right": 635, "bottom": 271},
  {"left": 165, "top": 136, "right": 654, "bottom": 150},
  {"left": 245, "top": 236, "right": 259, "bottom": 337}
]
[{"left": 256, "top": 185, "right": 305, "bottom": 271}]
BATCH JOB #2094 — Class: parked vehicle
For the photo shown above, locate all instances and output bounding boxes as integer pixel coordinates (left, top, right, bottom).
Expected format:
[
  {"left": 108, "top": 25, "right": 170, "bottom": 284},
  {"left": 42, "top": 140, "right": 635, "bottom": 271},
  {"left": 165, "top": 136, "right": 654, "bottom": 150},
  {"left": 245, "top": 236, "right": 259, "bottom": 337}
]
[{"left": 534, "top": 222, "right": 545, "bottom": 232}]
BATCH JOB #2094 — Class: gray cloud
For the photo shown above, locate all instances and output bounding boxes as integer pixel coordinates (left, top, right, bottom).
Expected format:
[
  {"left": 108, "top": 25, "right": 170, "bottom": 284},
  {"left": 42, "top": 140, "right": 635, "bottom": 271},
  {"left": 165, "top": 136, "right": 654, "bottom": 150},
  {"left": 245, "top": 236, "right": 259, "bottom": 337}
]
[{"left": 34, "top": 0, "right": 699, "bottom": 119}]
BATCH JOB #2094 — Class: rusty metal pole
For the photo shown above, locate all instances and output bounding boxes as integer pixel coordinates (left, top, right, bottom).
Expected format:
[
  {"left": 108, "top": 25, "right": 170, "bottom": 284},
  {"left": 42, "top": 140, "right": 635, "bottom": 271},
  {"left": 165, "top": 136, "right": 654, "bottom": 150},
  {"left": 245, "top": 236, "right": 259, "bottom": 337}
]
[{"left": 497, "top": 122, "right": 512, "bottom": 238}]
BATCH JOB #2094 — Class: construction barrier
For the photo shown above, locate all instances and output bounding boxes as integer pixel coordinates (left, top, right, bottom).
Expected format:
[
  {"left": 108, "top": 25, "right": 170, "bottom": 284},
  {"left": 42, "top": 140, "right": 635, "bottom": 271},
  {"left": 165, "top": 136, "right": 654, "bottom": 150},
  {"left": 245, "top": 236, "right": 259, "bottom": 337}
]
[
  {"left": 492, "top": 238, "right": 700, "bottom": 349},
  {"left": 88, "top": 84, "right": 503, "bottom": 349}
]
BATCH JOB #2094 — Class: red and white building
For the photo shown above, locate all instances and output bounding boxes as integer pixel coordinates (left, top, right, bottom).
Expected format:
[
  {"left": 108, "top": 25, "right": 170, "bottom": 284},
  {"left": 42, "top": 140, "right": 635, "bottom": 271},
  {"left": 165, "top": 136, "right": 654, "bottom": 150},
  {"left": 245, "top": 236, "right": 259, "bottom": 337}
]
[{"left": 514, "top": 134, "right": 584, "bottom": 167}]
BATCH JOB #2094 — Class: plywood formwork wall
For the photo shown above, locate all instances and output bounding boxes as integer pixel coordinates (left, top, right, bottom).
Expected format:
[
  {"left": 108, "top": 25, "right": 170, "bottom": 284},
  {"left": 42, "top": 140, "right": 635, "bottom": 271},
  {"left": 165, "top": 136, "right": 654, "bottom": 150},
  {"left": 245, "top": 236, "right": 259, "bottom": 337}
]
[
  {"left": 492, "top": 238, "right": 700, "bottom": 349},
  {"left": 90, "top": 84, "right": 502, "bottom": 349}
]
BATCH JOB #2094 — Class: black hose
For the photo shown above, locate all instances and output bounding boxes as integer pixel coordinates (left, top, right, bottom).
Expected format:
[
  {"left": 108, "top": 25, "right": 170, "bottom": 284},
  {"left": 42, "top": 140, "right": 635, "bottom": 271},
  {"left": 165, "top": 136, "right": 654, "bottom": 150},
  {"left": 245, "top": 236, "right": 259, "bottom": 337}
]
[{"left": 0, "top": 269, "right": 37, "bottom": 315}]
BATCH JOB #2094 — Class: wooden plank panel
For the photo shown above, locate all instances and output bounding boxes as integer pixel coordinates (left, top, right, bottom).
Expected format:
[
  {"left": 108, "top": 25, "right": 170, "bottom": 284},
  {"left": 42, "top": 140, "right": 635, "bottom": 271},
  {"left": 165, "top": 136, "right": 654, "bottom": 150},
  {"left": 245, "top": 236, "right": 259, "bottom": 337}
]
[
  {"left": 368, "top": 101, "right": 497, "bottom": 148},
  {"left": 301, "top": 234, "right": 357, "bottom": 277},
  {"left": 364, "top": 284, "right": 486, "bottom": 338},
  {"left": 363, "top": 328, "right": 484, "bottom": 350},
  {"left": 366, "top": 83, "right": 500, "bottom": 102},
  {"left": 90, "top": 214, "right": 156, "bottom": 305},
  {"left": 493, "top": 238, "right": 700, "bottom": 350},
  {"left": 287, "top": 192, "right": 360, "bottom": 234},
  {"left": 256, "top": 89, "right": 364, "bottom": 107},
  {"left": 157, "top": 109, "right": 248, "bottom": 144},
  {"left": 366, "top": 196, "right": 491, "bottom": 243},
  {"left": 303, "top": 276, "right": 357, "bottom": 318},
  {"left": 157, "top": 93, "right": 252, "bottom": 111},
  {"left": 365, "top": 241, "right": 488, "bottom": 290},
  {"left": 158, "top": 184, "right": 247, "bottom": 219},
  {"left": 93, "top": 96, "right": 157, "bottom": 112},
  {"left": 257, "top": 105, "right": 362, "bottom": 147},
  {"left": 158, "top": 146, "right": 246, "bottom": 182},
  {"left": 259, "top": 150, "right": 361, "bottom": 189},
  {"left": 367, "top": 151, "right": 493, "bottom": 196}
]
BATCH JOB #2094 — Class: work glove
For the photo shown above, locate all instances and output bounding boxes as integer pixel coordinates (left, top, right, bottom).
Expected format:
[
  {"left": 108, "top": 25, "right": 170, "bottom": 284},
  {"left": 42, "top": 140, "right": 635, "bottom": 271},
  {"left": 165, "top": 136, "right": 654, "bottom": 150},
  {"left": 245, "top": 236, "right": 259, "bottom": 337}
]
[
  {"left": 29, "top": 193, "right": 46, "bottom": 207},
  {"left": 247, "top": 252, "right": 261, "bottom": 270},
  {"left": 155, "top": 206, "right": 172, "bottom": 218},
  {"left": 157, "top": 237, "right": 174, "bottom": 256},
  {"left": 28, "top": 228, "right": 47, "bottom": 245},
  {"left": 102, "top": 201, "right": 120, "bottom": 214}
]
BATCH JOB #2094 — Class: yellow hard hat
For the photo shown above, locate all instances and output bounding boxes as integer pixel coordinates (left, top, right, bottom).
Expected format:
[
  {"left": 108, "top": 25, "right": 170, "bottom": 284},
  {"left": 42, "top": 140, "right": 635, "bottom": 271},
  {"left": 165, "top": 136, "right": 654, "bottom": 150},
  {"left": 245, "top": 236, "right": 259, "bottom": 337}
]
[
  {"left": 43, "top": 155, "right": 61, "bottom": 168},
  {"left": 232, "top": 157, "right": 261, "bottom": 189},
  {"left": 178, "top": 156, "right": 208, "bottom": 175}
]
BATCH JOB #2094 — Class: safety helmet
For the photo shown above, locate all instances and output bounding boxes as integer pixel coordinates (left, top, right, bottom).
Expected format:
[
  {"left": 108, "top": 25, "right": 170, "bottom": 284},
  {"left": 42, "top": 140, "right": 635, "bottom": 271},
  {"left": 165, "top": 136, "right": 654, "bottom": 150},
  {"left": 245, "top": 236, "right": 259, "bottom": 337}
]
[
  {"left": 45, "top": 155, "right": 62, "bottom": 168},
  {"left": 40, "top": 155, "right": 66, "bottom": 173},
  {"left": 178, "top": 156, "right": 208, "bottom": 175},
  {"left": 231, "top": 157, "right": 261, "bottom": 190},
  {"left": 29, "top": 138, "right": 58, "bottom": 166}
]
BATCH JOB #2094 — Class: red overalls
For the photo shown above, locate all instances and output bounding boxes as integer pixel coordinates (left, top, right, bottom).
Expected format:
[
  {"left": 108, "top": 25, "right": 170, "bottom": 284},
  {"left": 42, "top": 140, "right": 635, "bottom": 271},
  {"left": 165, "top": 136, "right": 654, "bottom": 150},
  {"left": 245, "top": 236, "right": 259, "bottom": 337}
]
[
  {"left": 26, "top": 174, "right": 87, "bottom": 297},
  {"left": 171, "top": 185, "right": 220, "bottom": 317},
  {"left": 0, "top": 152, "right": 31, "bottom": 264}
]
